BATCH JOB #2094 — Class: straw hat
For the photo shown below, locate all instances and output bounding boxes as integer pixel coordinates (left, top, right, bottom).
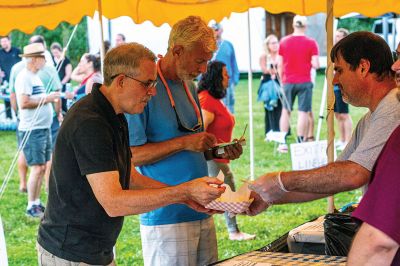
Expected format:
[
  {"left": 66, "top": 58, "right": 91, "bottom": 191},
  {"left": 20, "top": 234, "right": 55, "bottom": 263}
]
[{"left": 19, "top": 43, "right": 45, "bottom": 58}]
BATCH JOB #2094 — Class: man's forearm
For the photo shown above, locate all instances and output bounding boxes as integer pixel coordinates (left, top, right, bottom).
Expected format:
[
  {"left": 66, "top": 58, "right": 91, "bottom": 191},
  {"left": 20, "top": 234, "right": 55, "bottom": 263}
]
[
  {"left": 54, "top": 96, "right": 61, "bottom": 115},
  {"left": 347, "top": 223, "right": 399, "bottom": 266},
  {"left": 20, "top": 96, "right": 53, "bottom": 109},
  {"left": 108, "top": 186, "right": 188, "bottom": 217},
  {"left": 130, "top": 168, "right": 167, "bottom": 189},
  {"left": 88, "top": 171, "right": 187, "bottom": 217},
  {"left": 274, "top": 191, "right": 331, "bottom": 204},
  {"left": 131, "top": 138, "right": 186, "bottom": 166},
  {"left": 10, "top": 93, "right": 17, "bottom": 113},
  {"left": 281, "top": 161, "right": 370, "bottom": 194}
]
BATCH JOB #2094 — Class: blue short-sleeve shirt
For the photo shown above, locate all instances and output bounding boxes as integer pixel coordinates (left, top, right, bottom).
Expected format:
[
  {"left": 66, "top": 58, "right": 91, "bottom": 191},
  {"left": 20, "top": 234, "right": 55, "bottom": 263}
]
[{"left": 126, "top": 77, "right": 209, "bottom": 226}]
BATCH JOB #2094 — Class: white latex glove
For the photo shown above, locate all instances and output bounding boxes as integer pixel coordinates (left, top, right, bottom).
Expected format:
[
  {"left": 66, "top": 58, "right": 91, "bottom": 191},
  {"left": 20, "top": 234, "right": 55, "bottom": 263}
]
[{"left": 248, "top": 172, "right": 288, "bottom": 205}]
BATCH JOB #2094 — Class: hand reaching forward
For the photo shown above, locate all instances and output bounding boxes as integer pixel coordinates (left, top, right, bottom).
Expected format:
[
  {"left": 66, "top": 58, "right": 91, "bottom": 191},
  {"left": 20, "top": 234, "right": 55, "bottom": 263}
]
[
  {"left": 246, "top": 191, "right": 270, "bottom": 216},
  {"left": 182, "top": 177, "right": 225, "bottom": 206},
  {"left": 248, "top": 172, "right": 288, "bottom": 205},
  {"left": 182, "top": 132, "right": 217, "bottom": 152}
]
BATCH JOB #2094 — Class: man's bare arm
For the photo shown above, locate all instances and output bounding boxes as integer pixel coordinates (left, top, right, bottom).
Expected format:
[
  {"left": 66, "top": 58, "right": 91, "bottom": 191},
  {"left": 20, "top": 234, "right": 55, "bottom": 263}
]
[
  {"left": 10, "top": 92, "right": 17, "bottom": 114},
  {"left": 282, "top": 160, "right": 370, "bottom": 195},
  {"left": 87, "top": 170, "right": 224, "bottom": 217},
  {"left": 347, "top": 222, "right": 399, "bottom": 266},
  {"left": 311, "top": 55, "right": 320, "bottom": 69},
  {"left": 18, "top": 92, "right": 60, "bottom": 109},
  {"left": 131, "top": 132, "right": 216, "bottom": 166}
]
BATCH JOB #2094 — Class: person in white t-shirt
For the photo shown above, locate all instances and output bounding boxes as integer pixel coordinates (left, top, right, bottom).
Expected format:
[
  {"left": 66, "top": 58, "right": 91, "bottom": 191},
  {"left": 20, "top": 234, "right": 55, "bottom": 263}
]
[{"left": 15, "top": 43, "right": 60, "bottom": 218}]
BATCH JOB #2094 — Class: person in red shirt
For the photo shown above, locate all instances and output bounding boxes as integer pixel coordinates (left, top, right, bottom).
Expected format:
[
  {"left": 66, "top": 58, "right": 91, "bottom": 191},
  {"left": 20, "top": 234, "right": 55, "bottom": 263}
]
[
  {"left": 198, "top": 61, "right": 255, "bottom": 241},
  {"left": 278, "top": 15, "right": 319, "bottom": 151}
]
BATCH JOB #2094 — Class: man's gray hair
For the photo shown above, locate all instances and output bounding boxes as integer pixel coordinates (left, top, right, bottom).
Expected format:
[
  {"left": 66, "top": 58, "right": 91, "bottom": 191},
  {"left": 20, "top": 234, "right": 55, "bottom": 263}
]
[
  {"left": 103, "top": 42, "right": 156, "bottom": 86},
  {"left": 168, "top": 16, "right": 216, "bottom": 53}
]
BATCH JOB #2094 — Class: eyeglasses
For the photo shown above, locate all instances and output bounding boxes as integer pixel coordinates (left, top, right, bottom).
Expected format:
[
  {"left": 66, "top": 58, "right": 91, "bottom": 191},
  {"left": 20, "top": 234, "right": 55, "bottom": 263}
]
[
  {"left": 111, "top": 73, "right": 157, "bottom": 89},
  {"left": 392, "top": 50, "right": 400, "bottom": 62}
]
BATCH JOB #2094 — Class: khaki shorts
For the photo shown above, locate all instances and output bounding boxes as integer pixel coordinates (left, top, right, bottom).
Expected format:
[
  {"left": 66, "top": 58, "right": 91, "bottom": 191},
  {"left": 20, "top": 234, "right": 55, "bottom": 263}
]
[
  {"left": 140, "top": 217, "right": 218, "bottom": 266},
  {"left": 37, "top": 242, "right": 116, "bottom": 266}
]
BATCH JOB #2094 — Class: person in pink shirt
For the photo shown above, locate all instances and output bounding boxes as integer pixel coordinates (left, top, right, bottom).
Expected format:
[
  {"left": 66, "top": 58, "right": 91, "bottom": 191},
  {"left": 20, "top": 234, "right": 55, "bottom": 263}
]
[
  {"left": 277, "top": 15, "right": 319, "bottom": 152},
  {"left": 198, "top": 61, "right": 255, "bottom": 241}
]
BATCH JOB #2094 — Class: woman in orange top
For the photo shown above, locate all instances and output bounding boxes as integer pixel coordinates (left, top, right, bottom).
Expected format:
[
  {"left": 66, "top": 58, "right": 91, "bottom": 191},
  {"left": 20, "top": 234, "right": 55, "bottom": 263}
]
[{"left": 198, "top": 61, "right": 255, "bottom": 241}]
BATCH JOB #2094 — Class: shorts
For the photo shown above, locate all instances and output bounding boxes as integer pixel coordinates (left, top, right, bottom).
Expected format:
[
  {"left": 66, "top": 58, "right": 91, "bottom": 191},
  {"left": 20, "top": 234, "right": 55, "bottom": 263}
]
[
  {"left": 18, "top": 128, "right": 51, "bottom": 166},
  {"left": 37, "top": 242, "right": 116, "bottom": 266},
  {"left": 334, "top": 90, "right": 349, "bottom": 114},
  {"left": 282, "top": 82, "right": 313, "bottom": 112},
  {"left": 140, "top": 217, "right": 218, "bottom": 266}
]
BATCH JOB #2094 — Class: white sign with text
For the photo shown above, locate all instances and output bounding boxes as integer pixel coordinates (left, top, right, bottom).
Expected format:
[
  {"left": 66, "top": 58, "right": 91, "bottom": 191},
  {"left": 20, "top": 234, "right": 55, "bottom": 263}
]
[{"left": 290, "top": 141, "right": 334, "bottom": 171}]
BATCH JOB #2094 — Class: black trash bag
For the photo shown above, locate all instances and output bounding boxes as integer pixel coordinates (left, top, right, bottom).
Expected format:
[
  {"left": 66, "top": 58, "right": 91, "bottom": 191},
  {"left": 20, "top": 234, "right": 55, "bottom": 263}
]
[{"left": 324, "top": 213, "right": 361, "bottom": 256}]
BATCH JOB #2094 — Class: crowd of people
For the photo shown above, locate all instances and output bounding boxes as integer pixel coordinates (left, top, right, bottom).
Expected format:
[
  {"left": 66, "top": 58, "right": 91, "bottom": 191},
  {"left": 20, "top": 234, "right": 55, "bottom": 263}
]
[
  {"left": 0, "top": 14, "right": 399, "bottom": 266},
  {"left": 258, "top": 16, "right": 355, "bottom": 154}
]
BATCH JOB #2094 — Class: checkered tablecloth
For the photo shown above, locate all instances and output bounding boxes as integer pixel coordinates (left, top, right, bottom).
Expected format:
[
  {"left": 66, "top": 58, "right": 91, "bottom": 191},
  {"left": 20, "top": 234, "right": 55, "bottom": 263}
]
[
  {"left": 205, "top": 199, "right": 253, "bottom": 215},
  {"left": 214, "top": 251, "right": 346, "bottom": 265}
]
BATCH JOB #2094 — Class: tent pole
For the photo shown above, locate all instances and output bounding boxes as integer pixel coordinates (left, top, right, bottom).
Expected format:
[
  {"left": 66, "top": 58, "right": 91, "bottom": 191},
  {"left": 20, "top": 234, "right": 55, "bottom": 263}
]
[
  {"left": 326, "top": 0, "right": 335, "bottom": 213},
  {"left": 97, "top": 0, "right": 105, "bottom": 72},
  {"left": 316, "top": 79, "right": 327, "bottom": 142},
  {"left": 247, "top": 10, "right": 255, "bottom": 180}
]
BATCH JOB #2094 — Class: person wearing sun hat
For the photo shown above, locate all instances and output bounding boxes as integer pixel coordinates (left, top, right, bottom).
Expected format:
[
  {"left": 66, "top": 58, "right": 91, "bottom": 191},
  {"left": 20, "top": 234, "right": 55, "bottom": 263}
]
[
  {"left": 9, "top": 36, "right": 63, "bottom": 194},
  {"left": 14, "top": 42, "right": 60, "bottom": 218}
]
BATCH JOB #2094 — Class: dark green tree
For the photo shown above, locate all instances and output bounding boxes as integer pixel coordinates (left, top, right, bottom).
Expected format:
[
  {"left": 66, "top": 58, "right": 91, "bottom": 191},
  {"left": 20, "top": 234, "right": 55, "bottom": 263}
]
[
  {"left": 337, "top": 17, "right": 377, "bottom": 32},
  {"left": 9, "top": 18, "right": 88, "bottom": 67}
]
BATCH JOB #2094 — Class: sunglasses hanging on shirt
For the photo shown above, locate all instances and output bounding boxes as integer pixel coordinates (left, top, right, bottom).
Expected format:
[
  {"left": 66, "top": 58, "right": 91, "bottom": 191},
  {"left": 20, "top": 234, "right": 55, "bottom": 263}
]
[{"left": 157, "top": 58, "right": 203, "bottom": 132}]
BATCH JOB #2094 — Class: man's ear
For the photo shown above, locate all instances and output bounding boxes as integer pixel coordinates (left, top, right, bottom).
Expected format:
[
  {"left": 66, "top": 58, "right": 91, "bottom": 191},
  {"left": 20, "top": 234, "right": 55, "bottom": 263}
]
[
  {"left": 359, "top": 59, "right": 370, "bottom": 77},
  {"left": 116, "top": 75, "right": 124, "bottom": 88},
  {"left": 172, "top": 45, "right": 184, "bottom": 57}
]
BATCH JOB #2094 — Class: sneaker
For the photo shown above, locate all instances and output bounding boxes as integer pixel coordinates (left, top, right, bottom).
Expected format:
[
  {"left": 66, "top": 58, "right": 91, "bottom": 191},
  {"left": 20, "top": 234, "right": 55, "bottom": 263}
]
[
  {"left": 229, "top": 232, "right": 256, "bottom": 241},
  {"left": 36, "top": 203, "right": 45, "bottom": 212},
  {"left": 26, "top": 206, "right": 44, "bottom": 218},
  {"left": 277, "top": 143, "right": 288, "bottom": 153}
]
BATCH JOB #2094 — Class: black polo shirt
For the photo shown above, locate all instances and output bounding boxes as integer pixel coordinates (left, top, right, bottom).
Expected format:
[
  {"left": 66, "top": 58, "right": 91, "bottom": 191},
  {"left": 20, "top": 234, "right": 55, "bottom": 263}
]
[
  {"left": 0, "top": 47, "right": 21, "bottom": 82},
  {"left": 38, "top": 84, "right": 131, "bottom": 265}
]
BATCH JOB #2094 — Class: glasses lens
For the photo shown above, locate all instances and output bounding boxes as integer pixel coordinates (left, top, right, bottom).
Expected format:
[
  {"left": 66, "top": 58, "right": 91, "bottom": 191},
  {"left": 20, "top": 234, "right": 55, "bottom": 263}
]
[{"left": 144, "top": 80, "right": 157, "bottom": 89}]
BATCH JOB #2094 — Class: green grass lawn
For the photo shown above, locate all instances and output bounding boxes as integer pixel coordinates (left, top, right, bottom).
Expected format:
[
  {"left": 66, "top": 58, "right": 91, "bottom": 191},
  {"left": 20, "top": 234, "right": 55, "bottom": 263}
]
[{"left": 0, "top": 73, "right": 367, "bottom": 265}]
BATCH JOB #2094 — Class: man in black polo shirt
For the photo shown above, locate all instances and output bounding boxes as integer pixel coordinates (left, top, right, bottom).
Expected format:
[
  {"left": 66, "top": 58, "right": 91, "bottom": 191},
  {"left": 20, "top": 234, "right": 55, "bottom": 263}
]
[
  {"left": 0, "top": 35, "right": 21, "bottom": 119},
  {"left": 37, "top": 43, "right": 225, "bottom": 266}
]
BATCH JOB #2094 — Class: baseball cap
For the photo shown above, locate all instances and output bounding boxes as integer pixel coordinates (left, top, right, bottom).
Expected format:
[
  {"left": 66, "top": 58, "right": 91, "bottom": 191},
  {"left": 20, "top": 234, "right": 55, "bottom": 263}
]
[{"left": 293, "top": 15, "right": 308, "bottom": 28}]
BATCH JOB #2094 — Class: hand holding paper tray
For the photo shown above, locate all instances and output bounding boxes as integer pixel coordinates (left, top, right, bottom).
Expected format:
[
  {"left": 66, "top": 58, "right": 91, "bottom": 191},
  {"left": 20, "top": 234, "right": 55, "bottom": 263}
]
[{"left": 205, "top": 171, "right": 253, "bottom": 217}]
